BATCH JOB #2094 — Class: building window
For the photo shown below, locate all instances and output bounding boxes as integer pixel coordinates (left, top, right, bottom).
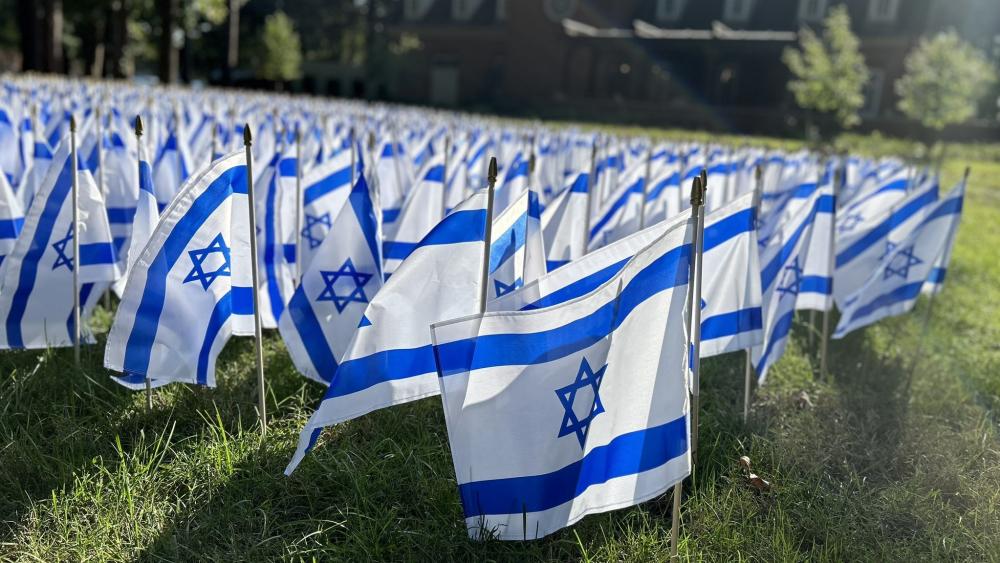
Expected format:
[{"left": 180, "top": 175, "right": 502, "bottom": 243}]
[
  {"left": 723, "top": 0, "right": 754, "bottom": 23},
  {"left": 862, "top": 68, "right": 885, "bottom": 116},
  {"left": 495, "top": 0, "right": 507, "bottom": 21},
  {"left": 404, "top": 0, "right": 435, "bottom": 21},
  {"left": 452, "top": 0, "right": 482, "bottom": 21},
  {"left": 867, "top": 0, "right": 899, "bottom": 23},
  {"left": 798, "top": 0, "right": 827, "bottom": 21},
  {"left": 655, "top": 0, "right": 686, "bottom": 22}
]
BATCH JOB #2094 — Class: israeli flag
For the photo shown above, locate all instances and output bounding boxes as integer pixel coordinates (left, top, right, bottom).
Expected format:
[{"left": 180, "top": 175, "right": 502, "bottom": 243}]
[
  {"left": 298, "top": 149, "right": 353, "bottom": 271},
  {"left": 921, "top": 178, "right": 968, "bottom": 296},
  {"left": 493, "top": 151, "right": 529, "bottom": 214},
  {"left": 0, "top": 171, "right": 25, "bottom": 269},
  {"left": 286, "top": 190, "right": 490, "bottom": 474},
  {"left": 643, "top": 153, "right": 682, "bottom": 226},
  {"left": 105, "top": 151, "right": 252, "bottom": 388},
  {"left": 541, "top": 172, "right": 589, "bottom": 272},
  {"left": 382, "top": 153, "right": 445, "bottom": 276},
  {"left": 102, "top": 130, "right": 139, "bottom": 265},
  {"left": 752, "top": 180, "right": 835, "bottom": 381},
  {"left": 489, "top": 190, "right": 545, "bottom": 299},
  {"left": 374, "top": 139, "right": 409, "bottom": 225},
  {"left": 279, "top": 172, "right": 382, "bottom": 385},
  {"left": 495, "top": 193, "right": 761, "bottom": 358},
  {"left": 834, "top": 175, "right": 938, "bottom": 307},
  {"left": 152, "top": 129, "right": 192, "bottom": 209},
  {"left": 19, "top": 136, "right": 54, "bottom": 210},
  {"left": 122, "top": 130, "right": 158, "bottom": 283},
  {"left": 0, "top": 141, "right": 120, "bottom": 349},
  {"left": 834, "top": 181, "right": 965, "bottom": 338},
  {"left": 255, "top": 151, "right": 297, "bottom": 328},
  {"left": 431, "top": 216, "right": 692, "bottom": 540},
  {"left": 587, "top": 161, "right": 645, "bottom": 252}
]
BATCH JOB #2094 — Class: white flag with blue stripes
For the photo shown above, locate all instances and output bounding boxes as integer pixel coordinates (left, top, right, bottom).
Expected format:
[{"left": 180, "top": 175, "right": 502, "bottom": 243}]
[
  {"left": 279, "top": 172, "right": 382, "bottom": 385},
  {"left": 835, "top": 181, "right": 965, "bottom": 338},
  {"left": 587, "top": 160, "right": 646, "bottom": 252},
  {"left": 0, "top": 141, "right": 120, "bottom": 349},
  {"left": 105, "top": 151, "right": 252, "bottom": 388},
  {"left": 431, "top": 216, "right": 692, "bottom": 540},
  {"left": 541, "top": 171, "right": 589, "bottom": 272},
  {"left": 494, "top": 193, "right": 762, "bottom": 357},
  {"left": 121, "top": 130, "right": 159, "bottom": 283},
  {"left": 752, "top": 178, "right": 835, "bottom": 381},
  {"left": 488, "top": 190, "right": 545, "bottom": 300},
  {"left": 286, "top": 190, "right": 489, "bottom": 474},
  {"left": 382, "top": 152, "right": 445, "bottom": 276},
  {"left": 834, "top": 174, "right": 938, "bottom": 307},
  {"left": 255, "top": 151, "right": 297, "bottom": 328},
  {"left": 0, "top": 171, "right": 24, "bottom": 270},
  {"left": 298, "top": 149, "right": 353, "bottom": 271},
  {"left": 921, "top": 178, "right": 967, "bottom": 296},
  {"left": 152, "top": 129, "right": 191, "bottom": 209}
]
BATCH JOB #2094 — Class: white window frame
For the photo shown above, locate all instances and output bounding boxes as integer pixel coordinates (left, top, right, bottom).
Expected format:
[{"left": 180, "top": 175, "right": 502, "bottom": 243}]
[
  {"left": 723, "top": 0, "right": 755, "bottom": 24},
  {"left": 797, "top": 0, "right": 827, "bottom": 22},
  {"left": 867, "top": 0, "right": 900, "bottom": 23},
  {"left": 655, "top": 0, "right": 687, "bottom": 23}
]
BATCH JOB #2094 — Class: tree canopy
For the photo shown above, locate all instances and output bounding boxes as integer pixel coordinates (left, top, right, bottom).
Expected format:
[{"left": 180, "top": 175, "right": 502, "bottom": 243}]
[
  {"left": 259, "top": 10, "right": 302, "bottom": 85},
  {"left": 895, "top": 30, "right": 998, "bottom": 131},
  {"left": 783, "top": 5, "right": 870, "bottom": 130}
]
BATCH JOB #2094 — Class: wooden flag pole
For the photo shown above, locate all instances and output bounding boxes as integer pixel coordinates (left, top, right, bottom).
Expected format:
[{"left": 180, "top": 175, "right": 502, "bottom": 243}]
[
  {"left": 442, "top": 136, "right": 451, "bottom": 217},
  {"left": 135, "top": 115, "right": 154, "bottom": 411},
  {"left": 349, "top": 126, "right": 356, "bottom": 188},
  {"left": 294, "top": 126, "right": 303, "bottom": 286},
  {"left": 670, "top": 480, "right": 683, "bottom": 559},
  {"left": 689, "top": 170, "right": 707, "bottom": 467},
  {"left": 70, "top": 115, "right": 81, "bottom": 366},
  {"left": 244, "top": 124, "right": 268, "bottom": 432},
  {"left": 581, "top": 141, "right": 598, "bottom": 257},
  {"left": 820, "top": 164, "right": 839, "bottom": 382},
  {"left": 479, "top": 157, "right": 498, "bottom": 314},
  {"left": 639, "top": 143, "right": 653, "bottom": 230},
  {"left": 744, "top": 165, "right": 764, "bottom": 422}
]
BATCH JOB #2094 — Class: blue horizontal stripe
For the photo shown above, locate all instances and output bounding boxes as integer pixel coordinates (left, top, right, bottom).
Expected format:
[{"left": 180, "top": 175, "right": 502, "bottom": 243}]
[
  {"left": 521, "top": 258, "right": 628, "bottom": 311},
  {"left": 79, "top": 242, "right": 117, "bottom": 266},
  {"left": 546, "top": 260, "right": 569, "bottom": 271},
  {"left": 926, "top": 267, "right": 946, "bottom": 284},
  {"left": 847, "top": 281, "right": 923, "bottom": 325},
  {"left": 0, "top": 217, "right": 24, "bottom": 239},
  {"left": 231, "top": 285, "right": 254, "bottom": 315},
  {"left": 457, "top": 415, "right": 687, "bottom": 518},
  {"left": 701, "top": 307, "right": 762, "bottom": 340},
  {"left": 646, "top": 172, "right": 680, "bottom": 202},
  {"left": 799, "top": 275, "right": 832, "bottom": 295},
  {"left": 761, "top": 194, "right": 835, "bottom": 290},
  {"left": 589, "top": 178, "right": 644, "bottom": 240},
  {"left": 836, "top": 187, "right": 937, "bottom": 268},
  {"left": 382, "top": 208, "right": 401, "bottom": 223},
  {"left": 303, "top": 166, "right": 351, "bottom": 205},
  {"left": 107, "top": 207, "right": 137, "bottom": 224}
]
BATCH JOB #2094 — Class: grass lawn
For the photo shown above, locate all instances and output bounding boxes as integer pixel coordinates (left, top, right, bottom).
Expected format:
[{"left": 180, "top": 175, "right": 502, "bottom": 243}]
[{"left": 1, "top": 143, "right": 999, "bottom": 561}]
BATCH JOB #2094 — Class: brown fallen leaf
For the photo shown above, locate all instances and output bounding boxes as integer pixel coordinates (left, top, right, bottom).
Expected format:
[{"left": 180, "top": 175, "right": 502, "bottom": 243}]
[
  {"left": 794, "top": 390, "right": 814, "bottom": 410},
  {"left": 748, "top": 472, "right": 772, "bottom": 492}
]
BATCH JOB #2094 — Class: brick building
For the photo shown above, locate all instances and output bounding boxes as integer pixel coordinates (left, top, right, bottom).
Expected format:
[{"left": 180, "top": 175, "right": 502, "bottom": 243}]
[{"left": 376, "top": 0, "right": 1000, "bottom": 139}]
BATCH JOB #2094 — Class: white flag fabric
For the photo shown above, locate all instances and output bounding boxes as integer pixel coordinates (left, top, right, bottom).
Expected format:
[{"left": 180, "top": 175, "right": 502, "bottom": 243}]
[
  {"left": 541, "top": 172, "right": 590, "bottom": 272},
  {"left": 298, "top": 150, "right": 353, "bottom": 272},
  {"left": 834, "top": 181, "right": 965, "bottom": 338},
  {"left": 431, "top": 216, "right": 692, "bottom": 541},
  {"left": 116, "top": 131, "right": 158, "bottom": 296},
  {"left": 382, "top": 153, "right": 445, "bottom": 276},
  {"left": 493, "top": 151, "right": 529, "bottom": 214},
  {"left": 752, "top": 178, "right": 835, "bottom": 381},
  {"left": 587, "top": 160, "right": 646, "bottom": 252},
  {"left": 286, "top": 190, "right": 490, "bottom": 474},
  {"left": 488, "top": 190, "right": 545, "bottom": 300},
  {"left": 833, "top": 175, "right": 938, "bottom": 307},
  {"left": 643, "top": 153, "right": 682, "bottom": 226},
  {"left": 255, "top": 152, "right": 297, "bottom": 328},
  {"left": 279, "top": 172, "right": 382, "bottom": 385},
  {"left": 105, "top": 151, "right": 252, "bottom": 388},
  {"left": 0, "top": 141, "right": 120, "bottom": 349},
  {"left": 0, "top": 171, "right": 24, "bottom": 270},
  {"left": 152, "top": 130, "right": 192, "bottom": 209}
]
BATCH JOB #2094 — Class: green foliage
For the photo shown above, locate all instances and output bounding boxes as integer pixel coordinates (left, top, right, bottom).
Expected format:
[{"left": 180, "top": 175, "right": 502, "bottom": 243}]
[
  {"left": 896, "top": 31, "right": 998, "bottom": 131},
  {"left": 259, "top": 11, "right": 302, "bottom": 84},
  {"left": 783, "top": 5, "right": 870, "bottom": 129}
]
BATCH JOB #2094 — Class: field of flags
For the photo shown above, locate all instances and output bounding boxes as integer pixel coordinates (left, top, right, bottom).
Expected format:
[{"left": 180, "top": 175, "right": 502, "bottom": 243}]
[{"left": 0, "top": 76, "right": 969, "bottom": 547}]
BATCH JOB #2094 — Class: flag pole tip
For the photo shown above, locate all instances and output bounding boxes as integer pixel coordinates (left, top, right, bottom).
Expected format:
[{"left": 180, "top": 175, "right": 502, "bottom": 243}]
[
  {"left": 243, "top": 123, "right": 253, "bottom": 145},
  {"left": 690, "top": 176, "right": 705, "bottom": 207},
  {"left": 134, "top": 115, "right": 143, "bottom": 137},
  {"left": 488, "top": 157, "right": 498, "bottom": 184},
  {"left": 69, "top": 114, "right": 77, "bottom": 132}
]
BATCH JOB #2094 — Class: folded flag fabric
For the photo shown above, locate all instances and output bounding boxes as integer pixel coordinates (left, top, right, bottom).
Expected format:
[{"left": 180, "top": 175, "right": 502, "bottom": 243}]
[
  {"left": 286, "top": 189, "right": 490, "bottom": 474},
  {"left": 540, "top": 171, "right": 589, "bottom": 272},
  {"left": 105, "top": 151, "right": 252, "bottom": 388},
  {"left": 834, "top": 180, "right": 965, "bottom": 339},
  {"left": 298, "top": 149, "right": 353, "bottom": 272},
  {"left": 0, "top": 171, "right": 24, "bottom": 269},
  {"left": 431, "top": 215, "right": 693, "bottom": 540},
  {"left": 488, "top": 190, "right": 545, "bottom": 300}
]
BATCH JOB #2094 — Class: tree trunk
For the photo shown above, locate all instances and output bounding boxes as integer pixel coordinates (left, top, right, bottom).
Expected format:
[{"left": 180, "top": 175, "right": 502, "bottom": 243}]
[
  {"left": 42, "top": 0, "right": 64, "bottom": 73},
  {"left": 105, "top": 0, "right": 129, "bottom": 78},
  {"left": 157, "top": 0, "right": 179, "bottom": 84},
  {"left": 224, "top": 0, "right": 240, "bottom": 85},
  {"left": 17, "top": 0, "right": 42, "bottom": 71}
]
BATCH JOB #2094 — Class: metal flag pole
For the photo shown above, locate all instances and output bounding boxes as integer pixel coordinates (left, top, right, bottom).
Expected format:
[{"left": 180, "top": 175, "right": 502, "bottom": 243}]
[
  {"left": 244, "top": 124, "right": 268, "bottom": 432},
  {"left": 820, "top": 163, "right": 838, "bottom": 382},
  {"left": 689, "top": 170, "right": 707, "bottom": 467},
  {"left": 639, "top": 143, "right": 653, "bottom": 230},
  {"left": 744, "top": 165, "right": 763, "bottom": 423},
  {"left": 442, "top": 136, "right": 451, "bottom": 217},
  {"left": 97, "top": 104, "right": 112, "bottom": 311},
  {"left": 479, "top": 157, "right": 498, "bottom": 313},
  {"left": 70, "top": 115, "right": 81, "bottom": 366},
  {"left": 294, "top": 126, "right": 303, "bottom": 286},
  {"left": 581, "top": 141, "right": 598, "bottom": 257},
  {"left": 349, "top": 126, "right": 357, "bottom": 188},
  {"left": 135, "top": 115, "right": 154, "bottom": 411}
]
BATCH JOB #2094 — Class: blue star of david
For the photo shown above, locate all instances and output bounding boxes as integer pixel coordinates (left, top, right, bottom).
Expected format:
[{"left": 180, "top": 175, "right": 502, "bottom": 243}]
[
  {"left": 51, "top": 225, "right": 74, "bottom": 271},
  {"left": 838, "top": 212, "right": 864, "bottom": 233},
  {"left": 775, "top": 256, "right": 803, "bottom": 297},
  {"left": 301, "top": 212, "right": 332, "bottom": 249},
  {"left": 878, "top": 241, "right": 897, "bottom": 262},
  {"left": 317, "top": 258, "right": 374, "bottom": 313},
  {"left": 494, "top": 278, "right": 517, "bottom": 298},
  {"left": 556, "top": 358, "right": 607, "bottom": 448},
  {"left": 883, "top": 245, "right": 922, "bottom": 280},
  {"left": 183, "top": 233, "right": 232, "bottom": 290}
]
